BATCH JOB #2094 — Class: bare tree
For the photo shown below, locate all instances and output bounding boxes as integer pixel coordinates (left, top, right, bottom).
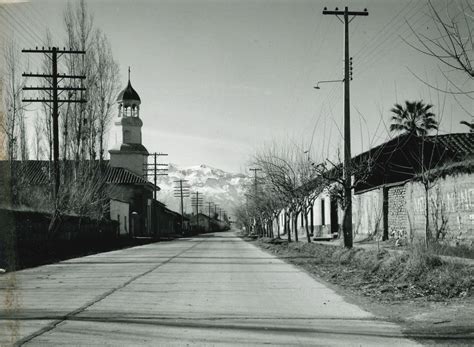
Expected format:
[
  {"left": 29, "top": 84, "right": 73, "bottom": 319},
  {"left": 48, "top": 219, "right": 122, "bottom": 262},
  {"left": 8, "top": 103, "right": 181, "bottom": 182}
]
[
  {"left": 61, "top": 1, "right": 119, "bottom": 162},
  {"left": 93, "top": 30, "right": 120, "bottom": 161},
  {"left": 2, "top": 40, "right": 29, "bottom": 162},
  {"left": 63, "top": 0, "right": 95, "bottom": 161},
  {"left": 249, "top": 140, "right": 320, "bottom": 243},
  {"left": 406, "top": 0, "right": 473, "bottom": 116},
  {"left": 311, "top": 147, "right": 374, "bottom": 247},
  {"left": 33, "top": 112, "right": 44, "bottom": 160},
  {"left": 38, "top": 31, "right": 54, "bottom": 163}
]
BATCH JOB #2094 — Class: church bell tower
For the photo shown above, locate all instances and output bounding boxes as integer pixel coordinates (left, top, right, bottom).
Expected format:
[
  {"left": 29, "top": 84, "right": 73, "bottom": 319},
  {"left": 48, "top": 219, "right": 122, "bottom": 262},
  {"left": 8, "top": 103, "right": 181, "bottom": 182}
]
[{"left": 109, "top": 68, "right": 148, "bottom": 176}]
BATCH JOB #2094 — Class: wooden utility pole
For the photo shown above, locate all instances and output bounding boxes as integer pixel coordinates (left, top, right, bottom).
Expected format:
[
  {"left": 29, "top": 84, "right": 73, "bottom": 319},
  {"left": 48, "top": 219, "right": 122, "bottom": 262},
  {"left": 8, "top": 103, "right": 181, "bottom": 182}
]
[
  {"left": 207, "top": 201, "right": 214, "bottom": 219},
  {"left": 191, "top": 191, "right": 203, "bottom": 228},
  {"left": 322, "top": 6, "right": 368, "bottom": 248},
  {"left": 219, "top": 208, "right": 223, "bottom": 221},
  {"left": 174, "top": 179, "right": 190, "bottom": 232},
  {"left": 143, "top": 152, "right": 168, "bottom": 199},
  {"left": 22, "top": 47, "right": 86, "bottom": 202}
]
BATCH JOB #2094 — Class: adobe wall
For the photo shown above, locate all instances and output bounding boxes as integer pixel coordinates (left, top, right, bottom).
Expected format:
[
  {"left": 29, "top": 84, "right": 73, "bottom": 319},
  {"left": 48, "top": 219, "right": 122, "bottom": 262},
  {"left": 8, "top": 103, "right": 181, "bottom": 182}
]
[
  {"left": 352, "top": 188, "right": 383, "bottom": 237},
  {"left": 110, "top": 199, "right": 130, "bottom": 235},
  {"left": 405, "top": 173, "right": 474, "bottom": 245},
  {"left": 310, "top": 193, "right": 333, "bottom": 237},
  {"left": 108, "top": 184, "right": 152, "bottom": 235}
]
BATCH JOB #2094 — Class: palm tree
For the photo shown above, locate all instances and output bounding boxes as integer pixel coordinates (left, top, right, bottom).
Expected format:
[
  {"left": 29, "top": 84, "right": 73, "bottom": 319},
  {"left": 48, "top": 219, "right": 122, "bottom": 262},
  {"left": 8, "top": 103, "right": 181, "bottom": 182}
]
[
  {"left": 460, "top": 120, "right": 474, "bottom": 133},
  {"left": 389, "top": 101, "right": 438, "bottom": 136}
]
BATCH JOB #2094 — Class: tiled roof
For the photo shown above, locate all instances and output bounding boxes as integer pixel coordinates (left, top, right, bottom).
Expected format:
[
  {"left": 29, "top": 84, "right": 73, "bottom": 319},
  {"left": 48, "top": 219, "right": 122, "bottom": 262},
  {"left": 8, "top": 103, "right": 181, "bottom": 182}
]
[
  {"left": 427, "top": 133, "right": 474, "bottom": 156},
  {"left": 104, "top": 165, "right": 154, "bottom": 186},
  {"left": 306, "top": 132, "right": 474, "bottom": 194},
  {"left": 0, "top": 160, "right": 52, "bottom": 185},
  {"left": 352, "top": 132, "right": 473, "bottom": 164},
  {"left": 0, "top": 160, "right": 159, "bottom": 190}
]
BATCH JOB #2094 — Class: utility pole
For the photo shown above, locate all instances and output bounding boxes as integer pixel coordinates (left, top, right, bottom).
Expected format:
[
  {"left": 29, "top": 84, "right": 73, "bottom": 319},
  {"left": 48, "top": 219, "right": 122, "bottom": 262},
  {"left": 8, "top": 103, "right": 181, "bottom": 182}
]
[
  {"left": 191, "top": 191, "right": 203, "bottom": 228},
  {"left": 207, "top": 201, "right": 214, "bottom": 220},
  {"left": 323, "top": 6, "right": 368, "bottom": 248},
  {"left": 174, "top": 179, "right": 190, "bottom": 233},
  {"left": 143, "top": 152, "right": 168, "bottom": 199},
  {"left": 22, "top": 47, "right": 86, "bottom": 202},
  {"left": 249, "top": 167, "right": 262, "bottom": 234}
]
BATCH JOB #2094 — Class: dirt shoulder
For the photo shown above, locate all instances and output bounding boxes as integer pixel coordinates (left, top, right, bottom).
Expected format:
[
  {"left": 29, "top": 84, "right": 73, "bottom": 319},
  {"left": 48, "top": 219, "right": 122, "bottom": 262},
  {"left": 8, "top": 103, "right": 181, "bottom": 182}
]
[{"left": 245, "top": 237, "right": 474, "bottom": 345}]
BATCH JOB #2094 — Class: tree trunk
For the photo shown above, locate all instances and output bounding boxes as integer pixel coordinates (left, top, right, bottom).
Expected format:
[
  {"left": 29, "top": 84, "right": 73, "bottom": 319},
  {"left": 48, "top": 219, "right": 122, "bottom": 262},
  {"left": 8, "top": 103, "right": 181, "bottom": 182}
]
[
  {"left": 293, "top": 213, "right": 299, "bottom": 242},
  {"left": 304, "top": 208, "right": 311, "bottom": 243},
  {"left": 286, "top": 212, "right": 291, "bottom": 242},
  {"left": 276, "top": 213, "right": 281, "bottom": 239},
  {"left": 343, "top": 203, "right": 353, "bottom": 248},
  {"left": 424, "top": 184, "right": 431, "bottom": 246}
]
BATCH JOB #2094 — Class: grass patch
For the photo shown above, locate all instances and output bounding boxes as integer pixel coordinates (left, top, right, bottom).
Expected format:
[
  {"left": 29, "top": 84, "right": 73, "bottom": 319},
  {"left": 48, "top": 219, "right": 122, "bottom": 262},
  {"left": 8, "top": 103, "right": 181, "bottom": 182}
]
[
  {"left": 255, "top": 238, "right": 473, "bottom": 302},
  {"left": 427, "top": 242, "right": 474, "bottom": 260}
]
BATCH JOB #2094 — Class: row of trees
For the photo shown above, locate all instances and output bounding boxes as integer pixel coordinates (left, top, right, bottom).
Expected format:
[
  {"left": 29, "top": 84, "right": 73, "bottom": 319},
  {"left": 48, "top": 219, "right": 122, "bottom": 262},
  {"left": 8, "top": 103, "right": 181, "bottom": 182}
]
[
  {"left": 1, "top": 0, "right": 120, "bottom": 219},
  {"left": 236, "top": 97, "right": 470, "bottom": 247},
  {"left": 235, "top": 143, "right": 321, "bottom": 243},
  {"left": 236, "top": 0, "right": 472, "bottom": 248}
]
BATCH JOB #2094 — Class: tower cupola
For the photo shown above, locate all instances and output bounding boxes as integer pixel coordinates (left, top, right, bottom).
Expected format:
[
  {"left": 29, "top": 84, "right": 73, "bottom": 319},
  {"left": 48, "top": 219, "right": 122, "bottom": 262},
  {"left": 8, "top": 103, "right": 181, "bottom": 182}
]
[
  {"left": 109, "top": 67, "right": 148, "bottom": 177},
  {"left": 117, "top": 67, "right": 141, "bottom": 118}
]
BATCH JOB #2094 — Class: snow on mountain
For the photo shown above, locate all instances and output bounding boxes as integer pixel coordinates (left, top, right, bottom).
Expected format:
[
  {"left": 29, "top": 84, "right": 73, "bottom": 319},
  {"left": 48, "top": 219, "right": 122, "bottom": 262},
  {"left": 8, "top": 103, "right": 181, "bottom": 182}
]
[{"left": 154, "top": 164, "right": 250, "bottom": 218}]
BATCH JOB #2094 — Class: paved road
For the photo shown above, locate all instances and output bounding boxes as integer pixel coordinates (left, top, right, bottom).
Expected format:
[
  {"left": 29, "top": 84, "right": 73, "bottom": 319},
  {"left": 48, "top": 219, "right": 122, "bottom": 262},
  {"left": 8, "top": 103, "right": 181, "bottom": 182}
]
[{"left": 1, "top": 231, "right": 420, "bottom": 346}]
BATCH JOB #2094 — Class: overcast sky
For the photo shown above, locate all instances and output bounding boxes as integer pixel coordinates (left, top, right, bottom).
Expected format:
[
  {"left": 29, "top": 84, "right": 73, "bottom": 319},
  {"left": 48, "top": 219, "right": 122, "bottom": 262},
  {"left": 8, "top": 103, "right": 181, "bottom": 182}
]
[{"left": 1, "top": 0, "right": 472, "bottom": 173}]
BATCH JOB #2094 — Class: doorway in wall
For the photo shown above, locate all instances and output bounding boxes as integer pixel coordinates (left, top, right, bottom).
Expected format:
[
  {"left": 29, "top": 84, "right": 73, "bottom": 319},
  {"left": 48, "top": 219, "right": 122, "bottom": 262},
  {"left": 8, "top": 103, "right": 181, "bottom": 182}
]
[{"left": 330, "top": 197, "right": 339, "bottom": 236}]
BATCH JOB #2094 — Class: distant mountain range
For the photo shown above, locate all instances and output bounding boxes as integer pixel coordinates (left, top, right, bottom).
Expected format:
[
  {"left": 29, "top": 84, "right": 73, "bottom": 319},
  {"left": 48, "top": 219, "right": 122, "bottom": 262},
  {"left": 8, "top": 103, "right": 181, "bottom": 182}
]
[{"left": 154, "top": 164, "right": 250, "bottom": 219}]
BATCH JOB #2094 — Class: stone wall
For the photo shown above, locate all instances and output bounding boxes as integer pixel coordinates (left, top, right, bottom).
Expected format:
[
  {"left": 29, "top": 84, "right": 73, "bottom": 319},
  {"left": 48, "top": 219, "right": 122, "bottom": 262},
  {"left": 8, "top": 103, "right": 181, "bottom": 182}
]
[{"left": 387, "top": 185, "right": 407, "bottom": 239}]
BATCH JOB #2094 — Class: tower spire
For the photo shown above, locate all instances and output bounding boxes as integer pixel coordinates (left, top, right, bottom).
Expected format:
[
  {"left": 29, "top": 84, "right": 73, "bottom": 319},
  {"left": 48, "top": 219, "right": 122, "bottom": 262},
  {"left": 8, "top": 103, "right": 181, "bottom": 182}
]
[{"left": 128, "top": 66, "right": 131, "bottom": 83}]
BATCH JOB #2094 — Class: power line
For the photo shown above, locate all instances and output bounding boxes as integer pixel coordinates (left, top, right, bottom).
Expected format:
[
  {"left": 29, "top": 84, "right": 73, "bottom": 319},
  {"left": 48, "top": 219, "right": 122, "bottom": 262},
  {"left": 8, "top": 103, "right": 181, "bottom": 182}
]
[
  {"left": 174, "top": 179, "right": 190, "bottom": 233},
  {"left": 352, "top": 0, "right": 422, "bottom": 60},
  {"left": 322, "top": 6, "right": 369, "bottom": 248},
  {"left": 355, "top": 4, "right": 430, "bottom": 74},
  {"left": 143, "top": 152, "right": 168, "bottom": 199},
  {"left": 207, "top": 201, "right": 214, "bottom": 220},
  {"left": 3, "top": 5, "right": 47, "bottom": 45},
  {"left": 191, "top": 191, "right": 203, "bottom": 228},
  {"left": 22, "top": 47, "right": 86, "bottom": 201}
]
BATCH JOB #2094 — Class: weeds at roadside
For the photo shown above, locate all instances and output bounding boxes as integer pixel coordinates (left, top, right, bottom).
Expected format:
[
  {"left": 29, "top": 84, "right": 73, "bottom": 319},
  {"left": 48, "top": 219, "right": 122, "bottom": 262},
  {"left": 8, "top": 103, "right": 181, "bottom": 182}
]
[{"left": 255, "top": 238, "right": 473, "bottom": 302}]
